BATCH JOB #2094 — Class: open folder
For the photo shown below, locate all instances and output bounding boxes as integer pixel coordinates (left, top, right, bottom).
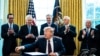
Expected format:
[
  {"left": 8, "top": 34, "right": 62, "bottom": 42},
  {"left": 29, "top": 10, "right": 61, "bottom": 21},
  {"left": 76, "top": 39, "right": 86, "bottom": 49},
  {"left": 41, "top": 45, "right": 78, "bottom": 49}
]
[{"left": 24, "top": 52, "right": 48, "bottom": 56}]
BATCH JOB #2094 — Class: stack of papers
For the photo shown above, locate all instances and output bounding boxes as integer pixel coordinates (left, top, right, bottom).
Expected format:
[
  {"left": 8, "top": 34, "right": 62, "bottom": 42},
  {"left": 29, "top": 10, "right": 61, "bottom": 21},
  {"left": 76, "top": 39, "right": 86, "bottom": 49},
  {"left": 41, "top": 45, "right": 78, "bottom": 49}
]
[{"left": 25, "top": 52, "right": 47, "bottom": 55}]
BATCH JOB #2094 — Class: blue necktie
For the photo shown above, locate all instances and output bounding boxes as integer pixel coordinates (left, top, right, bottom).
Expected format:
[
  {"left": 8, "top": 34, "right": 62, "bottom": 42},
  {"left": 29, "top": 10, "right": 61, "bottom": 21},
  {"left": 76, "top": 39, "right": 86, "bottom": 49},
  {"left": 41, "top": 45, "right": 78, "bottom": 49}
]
[
  {"left": 86, "top": 29, "right": 89, "bottom": 37},
  {"left": 28, "top": 26, "right": 31, "bottom": 34},
  {"left": 86, "top": 29, "right": 89, "bottom": 49},
  {"left": 9, "top": 24, "right": 13, "bottom": 29}
]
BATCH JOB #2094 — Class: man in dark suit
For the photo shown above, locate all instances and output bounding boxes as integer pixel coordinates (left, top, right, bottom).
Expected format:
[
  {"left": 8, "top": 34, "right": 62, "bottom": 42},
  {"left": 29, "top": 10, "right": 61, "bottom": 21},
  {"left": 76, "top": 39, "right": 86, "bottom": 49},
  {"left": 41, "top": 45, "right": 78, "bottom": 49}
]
[
  {"left": 40, "top": 14, "right": 58, "bottom": 36},
  {"left": 15, "top": 27, "right": 65, "bottom": 56},
  {"left": 95, "top": 24, "right": 100, "bottom": 55},
  {"left": 1, "top": 13, "right": 19, "bottom": 56},
  {"left": 78, "top": 20, "right": 97, "bottom": 53},
  {"left": 18, "top": 15, "right": 38, "bottom": 52},
  {"left": 59, "top": 16, "right": 76, "bottom": 55}
]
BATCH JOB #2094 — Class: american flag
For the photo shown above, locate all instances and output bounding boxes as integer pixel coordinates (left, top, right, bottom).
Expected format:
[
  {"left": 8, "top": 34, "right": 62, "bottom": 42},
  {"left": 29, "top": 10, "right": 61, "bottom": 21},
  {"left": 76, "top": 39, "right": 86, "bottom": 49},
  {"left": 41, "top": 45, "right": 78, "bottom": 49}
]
[{"left": 27, "top": 0, "right": 36, "bottom": 25}]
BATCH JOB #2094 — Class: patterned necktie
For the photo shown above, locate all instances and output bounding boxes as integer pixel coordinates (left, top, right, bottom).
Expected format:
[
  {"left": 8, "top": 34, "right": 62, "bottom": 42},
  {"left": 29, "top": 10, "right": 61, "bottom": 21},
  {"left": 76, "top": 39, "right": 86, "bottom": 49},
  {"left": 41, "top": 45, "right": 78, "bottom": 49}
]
[{"left": 48, "top": 40, "right": 52, "bottom": 54}]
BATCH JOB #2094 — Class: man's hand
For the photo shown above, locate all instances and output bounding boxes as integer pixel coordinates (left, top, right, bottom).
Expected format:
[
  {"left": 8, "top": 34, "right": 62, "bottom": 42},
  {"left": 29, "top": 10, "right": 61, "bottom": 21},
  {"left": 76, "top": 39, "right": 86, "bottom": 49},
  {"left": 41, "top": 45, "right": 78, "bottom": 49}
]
[
  {"left": 15, "top": 46, "right": 23, "bottom": 53},
  {"left": 65, "top": 26, "right": 70, "bottom": 32},
  {"left": 29, "top": 34, "right": 35, "bottom": 38},
  {"left": 7, "top": 29, "right": 15, "bottom": 36},
  {"left": 49, "top": 52, "right": 56, "bottom": 56},
  {"left": 82, "top": 30, "right": 86, "bottom": 36},
  {"left": 26, "top": 34, "right": 35, "bottom": 38},
  {"left": 91, "top": 30, "right": 94, "bottom": 36}
]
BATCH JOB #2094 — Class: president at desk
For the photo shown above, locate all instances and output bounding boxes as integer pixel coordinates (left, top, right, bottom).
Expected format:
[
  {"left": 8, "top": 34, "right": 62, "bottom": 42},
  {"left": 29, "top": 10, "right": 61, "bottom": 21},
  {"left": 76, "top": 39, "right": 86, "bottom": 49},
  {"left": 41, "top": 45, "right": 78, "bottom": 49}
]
[{"left": 15, "top": 27, "right": 65, "bottom": 56}]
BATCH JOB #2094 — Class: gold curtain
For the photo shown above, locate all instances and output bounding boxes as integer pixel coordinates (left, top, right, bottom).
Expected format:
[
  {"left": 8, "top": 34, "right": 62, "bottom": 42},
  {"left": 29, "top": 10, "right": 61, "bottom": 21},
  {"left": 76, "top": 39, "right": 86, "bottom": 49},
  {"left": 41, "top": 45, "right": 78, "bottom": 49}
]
[
  {"left": 8, "top": 0, "right": 29, "bottom": 45},
  {"left": 60, "top": 0, "right": 82, "bottom": 55},
  {"left": 8, "top": 0, "right": 29, "bottom": 27}
]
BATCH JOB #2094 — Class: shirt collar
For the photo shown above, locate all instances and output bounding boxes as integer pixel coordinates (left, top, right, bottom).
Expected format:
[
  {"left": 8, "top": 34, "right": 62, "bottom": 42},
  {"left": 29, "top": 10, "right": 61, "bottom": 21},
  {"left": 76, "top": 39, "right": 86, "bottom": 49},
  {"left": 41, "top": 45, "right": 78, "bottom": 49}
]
[
  {"left": 8, "top": 23, "right": 13, "bottom": 27},
  {"left": 86, "top": 28, "right": 91, "bottom": 32},
  {"left": 47, "top": 37, "right": 53, "bottom": 42},
  {"left": 47, "top": 22, "right": 52, "bottom": 26},
  {"left": 65, "top": 24, "right": 70, "bottom": 28},
  {"left": 8, "top": 23, "right": 13, "bottom": 29},
  {"left": 86, "top": 28, "right": 90, "bottom": 30},
  {"left": 8, "top": 23, "right": 13, "bottom": 25}
]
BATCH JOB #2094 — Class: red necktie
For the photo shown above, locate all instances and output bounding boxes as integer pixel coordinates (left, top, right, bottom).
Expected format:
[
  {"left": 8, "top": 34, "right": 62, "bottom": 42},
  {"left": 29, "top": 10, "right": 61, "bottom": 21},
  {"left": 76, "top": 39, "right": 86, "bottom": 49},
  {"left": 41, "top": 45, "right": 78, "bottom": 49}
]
[{"left": 48, "top": 40, "right": 52, "bottom": 54}]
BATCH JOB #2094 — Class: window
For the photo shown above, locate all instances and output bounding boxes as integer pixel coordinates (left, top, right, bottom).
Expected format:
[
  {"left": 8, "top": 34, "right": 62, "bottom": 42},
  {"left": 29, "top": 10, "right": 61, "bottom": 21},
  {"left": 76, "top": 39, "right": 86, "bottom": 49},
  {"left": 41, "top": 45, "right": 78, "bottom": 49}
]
[
  {"left": 0, "top": 0, "right": 5, "bottom": 56},
  {"left": 0, "top": 0, "right": 4, "bottom": 34},
  {"left": 82, "top": 0, "right": 100, "bottom": 28},
  {"left": 33, "top": 0, "right": 55, "bottom": 34}
]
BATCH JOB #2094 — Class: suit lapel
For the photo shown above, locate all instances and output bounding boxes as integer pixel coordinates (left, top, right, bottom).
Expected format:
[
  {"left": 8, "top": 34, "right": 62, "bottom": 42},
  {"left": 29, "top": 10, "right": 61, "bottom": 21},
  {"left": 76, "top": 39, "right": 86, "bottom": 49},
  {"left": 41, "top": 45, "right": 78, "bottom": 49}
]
[
  {"left": 13, "top": 24, "right": 15, "bottom": 31},
  {"left": 46, "top": 23, "right": 49, "bottom": 26},
  {"left": 5, "top": 24, "right": 9, "bottom": 31},
  {"left": 7, "top": 24, "right": 9, "bottom": 29},
  {"left": 51, "top": 24, "right": 53, "bottom": 27},
  {"left": 42, "top": 38, "right": 46, "bottom": 52},
  {"left": 90, "top": 28, "right": 93, "bottom": 33},
  {"left": 25, "top": 25, "right": 29, "bottom": 34},
  {"left": 53, "top": 38, "right": 57, "bottom": 52},
  {"left": 62, "top": 26, "right": 65, "bottom": 31}
]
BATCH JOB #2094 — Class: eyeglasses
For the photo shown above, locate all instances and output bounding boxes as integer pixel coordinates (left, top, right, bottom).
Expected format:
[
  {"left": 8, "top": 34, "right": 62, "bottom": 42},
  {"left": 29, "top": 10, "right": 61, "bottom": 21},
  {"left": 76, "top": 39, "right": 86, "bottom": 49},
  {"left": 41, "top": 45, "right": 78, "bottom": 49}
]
[{"left": 8, "top": 18, "right": 14, "bottom": 19}]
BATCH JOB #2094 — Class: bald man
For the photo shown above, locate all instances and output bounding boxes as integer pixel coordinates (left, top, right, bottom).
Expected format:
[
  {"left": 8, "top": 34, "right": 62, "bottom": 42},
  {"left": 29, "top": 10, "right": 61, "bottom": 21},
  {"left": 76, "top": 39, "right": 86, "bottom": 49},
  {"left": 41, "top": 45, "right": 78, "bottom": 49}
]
[
  {"left": 59, "top": 16, "right": 76, "bottom": 55},
  {"left": 78, "top": 19, "right": 98, "bottom": 52},
  {"left": 18, "top": 15, "right": 38, "bottom": 53}
]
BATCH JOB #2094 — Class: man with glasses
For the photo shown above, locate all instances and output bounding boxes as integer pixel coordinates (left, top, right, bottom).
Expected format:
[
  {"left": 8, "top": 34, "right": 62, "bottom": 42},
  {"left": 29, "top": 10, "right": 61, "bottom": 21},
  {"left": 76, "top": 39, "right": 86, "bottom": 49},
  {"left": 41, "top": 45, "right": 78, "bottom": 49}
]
[{"left": 1, "top": 13, "right": 19, "bottom": 56}]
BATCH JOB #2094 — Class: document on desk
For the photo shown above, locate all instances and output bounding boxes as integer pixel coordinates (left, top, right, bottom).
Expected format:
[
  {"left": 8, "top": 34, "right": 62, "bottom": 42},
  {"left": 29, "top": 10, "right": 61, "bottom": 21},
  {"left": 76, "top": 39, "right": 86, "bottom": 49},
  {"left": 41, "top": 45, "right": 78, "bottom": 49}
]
[{"left": 25, "top": 52, "right": 47, "bottom": 55}]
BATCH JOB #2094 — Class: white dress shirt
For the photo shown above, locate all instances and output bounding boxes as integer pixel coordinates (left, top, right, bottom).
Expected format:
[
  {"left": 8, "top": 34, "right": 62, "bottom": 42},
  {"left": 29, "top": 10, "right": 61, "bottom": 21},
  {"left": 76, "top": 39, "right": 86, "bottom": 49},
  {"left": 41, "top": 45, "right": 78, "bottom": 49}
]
[
  {"left": 64, "top": 24, "right": 70, "bottom": 34},
  {"left": 86, "top": 28, "right": 90, "bottom": 33},
  {"left": 8, "top": 23, "right": 13, "bottom": 29},
  {"left": 65, "top": 24, "right": 70, "bottom": 29}
]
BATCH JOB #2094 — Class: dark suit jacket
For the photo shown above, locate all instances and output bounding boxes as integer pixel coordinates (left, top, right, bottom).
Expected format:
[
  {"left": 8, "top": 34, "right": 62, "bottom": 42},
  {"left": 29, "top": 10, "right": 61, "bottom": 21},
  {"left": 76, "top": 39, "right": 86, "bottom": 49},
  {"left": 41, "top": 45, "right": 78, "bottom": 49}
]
[
  {"left": 19, "top": 25, "right": 38, "bottom": 45},
  {"left": 1, "top": 23, "right": 19, "bottom": 52},
  {"left": 78, "top": 28, "right": 97, "bottom": 50},
  {"left": 40, "top": 23, "right": 58, "bottom": 36},
  {"left": 95, "top": 24, "right": 100, "bottom": 55},
  {"left": 59, "top": 25, "right": 76, "bottom": 50},
  {"left": 24, "top": 37, "right": 65, "bottom": 55}
]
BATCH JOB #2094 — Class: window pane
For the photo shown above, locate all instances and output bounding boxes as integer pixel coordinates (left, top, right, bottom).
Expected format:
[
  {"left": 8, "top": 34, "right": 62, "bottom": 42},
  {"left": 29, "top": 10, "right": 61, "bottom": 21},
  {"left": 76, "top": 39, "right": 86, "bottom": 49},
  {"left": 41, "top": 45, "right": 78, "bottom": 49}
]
[
  {"left": 33, "top": 0, "right": 55, "bottom": 34},
  {"left": 34, "top": 0, "right": 55, "bottom": 20},
  {"left": 83, "top": 0, "right": 100, "bottom": 28}
]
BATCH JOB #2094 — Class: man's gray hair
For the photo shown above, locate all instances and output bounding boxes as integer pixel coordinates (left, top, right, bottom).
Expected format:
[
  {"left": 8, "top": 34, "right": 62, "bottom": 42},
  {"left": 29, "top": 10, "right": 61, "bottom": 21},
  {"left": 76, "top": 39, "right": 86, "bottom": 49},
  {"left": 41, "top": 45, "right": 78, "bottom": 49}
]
[
  {"left": 46, "top": 14, "right": 52, "bottom": 18},
  {"left": 63, "top": 16, "right": 70, "bottom": 20},
  {"left": 43, "top": 27, "right": 54, "bottom": 33},
  {"left": 25, "top": 15, "right": 33, "bottom": 21},
  {"left": 85, "top": 19, "right": 91, "bottom": 22}
]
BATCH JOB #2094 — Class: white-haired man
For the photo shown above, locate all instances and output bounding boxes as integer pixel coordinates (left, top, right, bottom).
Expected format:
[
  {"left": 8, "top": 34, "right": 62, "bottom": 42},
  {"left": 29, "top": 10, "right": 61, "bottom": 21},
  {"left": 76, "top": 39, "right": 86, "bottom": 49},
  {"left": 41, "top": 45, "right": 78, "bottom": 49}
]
[
  {"left": 59, "top": 16, "right": 77, "bottom": 55},
  {"left": 78, "top": 19, "right": 98, "bottom": 52},
  {"left": 18, "top": 15, "right": 38, "bottom": 54},
  {"left": 15, "top": 27, "right": 65, "bottom": 56}
]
